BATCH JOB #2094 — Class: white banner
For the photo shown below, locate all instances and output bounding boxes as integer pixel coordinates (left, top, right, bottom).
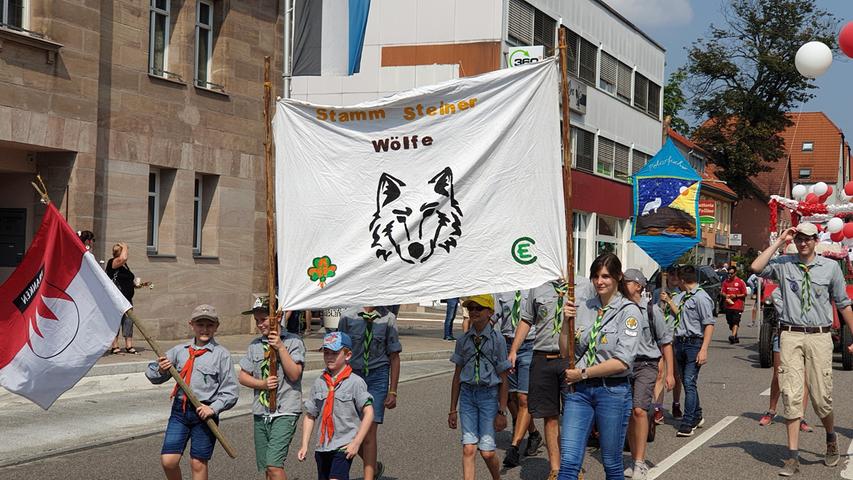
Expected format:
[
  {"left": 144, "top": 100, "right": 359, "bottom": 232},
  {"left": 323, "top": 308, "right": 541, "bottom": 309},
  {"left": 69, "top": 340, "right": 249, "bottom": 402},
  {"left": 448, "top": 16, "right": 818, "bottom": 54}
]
[{"left": 274, "top": 58, "right": 566, "bottom": 309}]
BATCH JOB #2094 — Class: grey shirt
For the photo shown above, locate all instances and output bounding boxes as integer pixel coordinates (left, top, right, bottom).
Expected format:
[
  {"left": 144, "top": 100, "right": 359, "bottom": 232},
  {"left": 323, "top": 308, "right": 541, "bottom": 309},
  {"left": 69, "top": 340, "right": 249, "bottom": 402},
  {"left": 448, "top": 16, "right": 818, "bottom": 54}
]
[
  {"left": 673, "top": 286, "right": 716, "bottom": 337},
  {"left": 760, "top": 255, "right": 851, "bottom": 327},
  {"left": 450, "top": 323, "right": 511, "bottom": 387},
  {"left": 495, "top": 290, "right": 534, "bottom": 341},
  {"left": 338, "top": 308, "right": 403, "bottom": 372},
  {"left": 772, "top": 287, "right": 785, "bottom": 323},
  {"left": 635, "top": 301, "right": 673, "bottom": 360},
  {"left": 524, "top": 280, "right": 565, "bottom": 353},
  {"left": 304, "top": 372, "right": 373, "bottom": 452},
  {"left": 146, "top": 339, "right": 239, "bottom": 415},
  {"left": 574, "top": 293, "right": 641, "bottom": 376},
  {"left": 239, "top": 333, "right": 306, "bottom": 417}
]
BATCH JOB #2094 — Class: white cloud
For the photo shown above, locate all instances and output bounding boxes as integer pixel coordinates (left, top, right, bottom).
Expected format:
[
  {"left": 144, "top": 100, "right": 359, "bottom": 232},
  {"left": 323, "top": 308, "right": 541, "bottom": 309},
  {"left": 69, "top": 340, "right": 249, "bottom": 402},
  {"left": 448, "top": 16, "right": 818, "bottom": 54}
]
[{"left": 604, "top": 0, "right": 694, "bottom": 28}]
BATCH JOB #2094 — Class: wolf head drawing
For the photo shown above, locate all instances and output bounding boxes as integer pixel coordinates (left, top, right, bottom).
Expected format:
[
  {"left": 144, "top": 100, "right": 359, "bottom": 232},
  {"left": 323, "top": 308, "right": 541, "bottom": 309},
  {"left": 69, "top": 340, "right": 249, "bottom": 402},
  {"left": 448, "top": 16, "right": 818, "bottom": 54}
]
[{"left": 369, "top": 167, "right": 463, "bottom": 264}]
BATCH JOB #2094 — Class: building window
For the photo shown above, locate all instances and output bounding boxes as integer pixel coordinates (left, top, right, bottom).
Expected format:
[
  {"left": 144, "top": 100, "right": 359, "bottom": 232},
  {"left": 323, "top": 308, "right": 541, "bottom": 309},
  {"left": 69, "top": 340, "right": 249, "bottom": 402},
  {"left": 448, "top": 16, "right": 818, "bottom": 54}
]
[
  {"left": 507, "top": 0, "right": 556, "bottom": 55},
  {"left": 597, "top": 137, "right": 614, "bottom": 177},
  {"left": 1, "top": 0, "right": 25, "bottom": 29},
  {"left": 615, "top": 142, "right": 631, "bottom": 182},
  {"left": 647, "top": 82, "right": 661, "bottom": 118},
  {"left": 147, "top": 170, "right": 160, "bottom": 252},
  {"left": 578, "top": 37, "right": 597, "bottom": 85},
  {"left": 596, "top": 215, "right": 623, "bottom": 257},
  {"left": 632, "top": 151, "right": 650, "bottom": 174},
  {"left": 617, "top": 62, "right": 632, "bottom": 103},
  {"left": 564, "top": 28, "right": 579, "bottom": 77},
  {"left": 573, "top": 212, "right": 589, "bottom": 277},
  {"left": 633, "top": 73, "right": 661, "bottom": 119},
  {"left": 802, "top": 142, "right": 814, "bottom": 152},
  {"left": 195, "top": 0, "right": 213, "bottom": 88},
  {"left": 799, "top": 168, "right": 811, "bottom": 179},
  {"left": 149, "top": 0, "right": 170, "bottom": 77},
  {"left": 599, "top": 52, "right": 617, "bottom": 94},
  {"left": 574, "top": 127, "right": 595, "bottom": 172},
  {"left": 193, "top": 175, "right": 203, "bottom": 254}
]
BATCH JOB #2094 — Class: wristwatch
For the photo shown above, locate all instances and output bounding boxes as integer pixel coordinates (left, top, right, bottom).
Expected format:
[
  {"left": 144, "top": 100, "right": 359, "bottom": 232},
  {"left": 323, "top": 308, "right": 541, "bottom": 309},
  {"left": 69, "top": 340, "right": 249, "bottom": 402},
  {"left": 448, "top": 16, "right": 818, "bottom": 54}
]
[
  {"left": 580, "top": 368, "right": 589, "bottom": 380},
  {"left": 497, "top": 409, "right": 507, "bottom": 416}
]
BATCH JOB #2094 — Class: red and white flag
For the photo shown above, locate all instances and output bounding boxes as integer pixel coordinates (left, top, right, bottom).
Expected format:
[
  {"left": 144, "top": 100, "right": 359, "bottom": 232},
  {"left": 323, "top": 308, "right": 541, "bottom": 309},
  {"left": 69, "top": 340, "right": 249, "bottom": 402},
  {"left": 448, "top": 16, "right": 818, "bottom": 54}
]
[{"left": 0, "top": 204, "right": 131, "bottom": 409}]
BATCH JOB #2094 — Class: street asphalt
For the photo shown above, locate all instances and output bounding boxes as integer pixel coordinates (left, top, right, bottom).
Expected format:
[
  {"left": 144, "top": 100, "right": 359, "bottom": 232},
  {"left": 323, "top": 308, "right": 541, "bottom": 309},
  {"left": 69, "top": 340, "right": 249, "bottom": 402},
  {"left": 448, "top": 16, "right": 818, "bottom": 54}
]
[{"left": 4, "top": 305, "right": 853, "bottom": 479}]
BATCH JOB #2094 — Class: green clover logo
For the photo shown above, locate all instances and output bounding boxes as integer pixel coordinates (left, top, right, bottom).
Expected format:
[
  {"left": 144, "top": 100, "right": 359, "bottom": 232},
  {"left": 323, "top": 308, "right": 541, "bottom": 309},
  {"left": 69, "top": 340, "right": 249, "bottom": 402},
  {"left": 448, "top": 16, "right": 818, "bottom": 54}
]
[{"left": 307, "top": 256, "right": 337, "bottom": 288}]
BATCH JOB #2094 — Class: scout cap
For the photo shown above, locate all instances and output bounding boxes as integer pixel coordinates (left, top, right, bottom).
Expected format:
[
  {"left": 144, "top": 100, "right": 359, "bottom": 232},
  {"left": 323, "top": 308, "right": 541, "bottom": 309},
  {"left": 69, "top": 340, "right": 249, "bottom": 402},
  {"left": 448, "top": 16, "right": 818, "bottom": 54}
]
[
  {"left": 321, "top": 331, "right": 353, "bottom": 352},
  {"left": 462, "top": 294, "right": 495, "bottom": 310},
  {"left": 191, "top": 304, "right": 219, "bottom": 323},
  {"left": 623, "top": 269, "right": 648, "bottom": 288},
  {"left": 796, "top": 222, "right": 818, "bottom": 237},
  {"left": 241, "top": 295, "right": 270, "bottom": 315}
]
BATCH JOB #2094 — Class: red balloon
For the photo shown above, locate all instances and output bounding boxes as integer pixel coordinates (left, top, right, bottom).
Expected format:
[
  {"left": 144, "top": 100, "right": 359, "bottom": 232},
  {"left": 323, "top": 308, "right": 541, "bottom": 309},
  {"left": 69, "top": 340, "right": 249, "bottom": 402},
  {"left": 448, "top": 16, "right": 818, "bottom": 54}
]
[
  {"left": 844, "top": 223, "right": 853, "bottom": 239},
  {"left": 840, "top": 22, "right": 853, "bottom": 59},
  {"left": 805, "top": 193, "right": 819, "bottom": 203},
  {"left": 845, "top": 181, "right": 853, "bottom": 196},
  {"left": 831, "top": 231, "right": 845, "bottom": 242},
  {"left": 826, "top": 185, "right": 834, "bottom": 197}
]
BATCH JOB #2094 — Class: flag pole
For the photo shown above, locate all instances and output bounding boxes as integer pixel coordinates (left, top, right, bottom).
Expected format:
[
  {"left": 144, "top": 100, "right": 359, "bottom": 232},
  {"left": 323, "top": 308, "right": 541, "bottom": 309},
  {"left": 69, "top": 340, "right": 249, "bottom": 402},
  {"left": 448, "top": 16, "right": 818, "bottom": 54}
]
[
  {"left": 263, "top": 55, "right": 280, "bottom": 411},
  {"left": 661, "top": 116, "right": 672, "bottom": 288},
  {"left": 557, "top": 28, "right": 576, "bottom": 372},
  {"left": 126, "top": 310, "right": 237, "bottom": 458}
]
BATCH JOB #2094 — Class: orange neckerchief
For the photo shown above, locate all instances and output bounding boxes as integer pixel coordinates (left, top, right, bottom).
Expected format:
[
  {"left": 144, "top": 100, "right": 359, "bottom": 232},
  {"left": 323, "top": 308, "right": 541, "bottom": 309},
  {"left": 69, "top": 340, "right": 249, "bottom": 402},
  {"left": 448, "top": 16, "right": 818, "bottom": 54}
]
[
  {"left": 171, "top": 345, "right": 209, "bottom": 411},
  {"left": 319, "top": 364, "right": 353, "bottom": 446}
]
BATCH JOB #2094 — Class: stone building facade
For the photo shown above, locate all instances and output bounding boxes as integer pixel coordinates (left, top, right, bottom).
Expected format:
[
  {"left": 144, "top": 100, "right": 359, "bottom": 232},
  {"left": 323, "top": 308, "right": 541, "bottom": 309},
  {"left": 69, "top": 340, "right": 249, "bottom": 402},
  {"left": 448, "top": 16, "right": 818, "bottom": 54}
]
[{"left": 0, "top": 1, "right": 283, "bottom": 338}]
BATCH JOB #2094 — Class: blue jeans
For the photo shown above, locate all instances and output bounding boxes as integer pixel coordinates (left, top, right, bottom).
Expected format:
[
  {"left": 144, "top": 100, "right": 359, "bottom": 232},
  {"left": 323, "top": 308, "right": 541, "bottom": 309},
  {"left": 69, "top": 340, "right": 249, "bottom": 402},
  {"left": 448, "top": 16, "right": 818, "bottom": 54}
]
[
  {"left": 354, "top": 364, "right": 390, "bottom": 423},
  {"left": 559, "top": 380, "right": 632, "bottom": 479},
  {"left": 675, "top": 338, "right": 704, "bottom": 428},
  {"left": 444, "top": 298, "right": 459, "bottom": 338},
  {"left": 459, "top": 384, "right": 499, "bottom": 451}
]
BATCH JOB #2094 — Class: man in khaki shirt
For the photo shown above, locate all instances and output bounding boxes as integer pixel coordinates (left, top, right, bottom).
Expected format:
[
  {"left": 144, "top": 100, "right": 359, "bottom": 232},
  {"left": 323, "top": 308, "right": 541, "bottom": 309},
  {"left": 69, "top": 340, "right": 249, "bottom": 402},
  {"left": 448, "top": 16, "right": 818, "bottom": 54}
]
[{"left": 751, "top": 222, "right": 853, "bottom": 477}]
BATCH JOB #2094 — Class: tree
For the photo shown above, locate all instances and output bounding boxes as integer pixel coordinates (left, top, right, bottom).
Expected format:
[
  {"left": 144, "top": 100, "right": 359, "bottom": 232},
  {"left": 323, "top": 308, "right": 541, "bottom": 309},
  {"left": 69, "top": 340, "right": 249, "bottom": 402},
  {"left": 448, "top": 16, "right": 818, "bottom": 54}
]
[
  {"left": 684, "top": 0, "right": 837, "bottom": 197},
  {"left": 663, "top": 68, "right": 691, "bottom": 136}
]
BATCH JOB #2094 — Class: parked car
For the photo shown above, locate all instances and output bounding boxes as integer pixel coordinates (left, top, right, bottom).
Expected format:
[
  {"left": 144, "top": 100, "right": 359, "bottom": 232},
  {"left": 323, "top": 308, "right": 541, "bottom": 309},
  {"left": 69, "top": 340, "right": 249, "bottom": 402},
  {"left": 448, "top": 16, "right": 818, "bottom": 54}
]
[{"left": 648, "top": 264, "right": 722, "bottom": 317}]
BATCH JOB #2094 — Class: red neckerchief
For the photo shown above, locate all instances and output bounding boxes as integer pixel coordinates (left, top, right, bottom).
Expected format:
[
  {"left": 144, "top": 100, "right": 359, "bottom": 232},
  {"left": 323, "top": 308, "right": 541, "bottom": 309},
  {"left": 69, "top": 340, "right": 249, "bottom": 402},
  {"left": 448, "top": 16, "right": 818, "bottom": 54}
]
[
  {"left": 171, "top": 345, "right": 208, "bottom": 411},
  {"left": 319, "top": 364, "right": 353, "bottom": 446}
]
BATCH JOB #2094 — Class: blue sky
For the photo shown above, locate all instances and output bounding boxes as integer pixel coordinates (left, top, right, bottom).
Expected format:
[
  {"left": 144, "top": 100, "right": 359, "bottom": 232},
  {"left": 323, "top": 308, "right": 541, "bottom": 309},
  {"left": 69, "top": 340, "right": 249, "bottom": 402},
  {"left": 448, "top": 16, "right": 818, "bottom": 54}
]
[{"left": 608, "top": 0, "right": 853, "bottom": 137}]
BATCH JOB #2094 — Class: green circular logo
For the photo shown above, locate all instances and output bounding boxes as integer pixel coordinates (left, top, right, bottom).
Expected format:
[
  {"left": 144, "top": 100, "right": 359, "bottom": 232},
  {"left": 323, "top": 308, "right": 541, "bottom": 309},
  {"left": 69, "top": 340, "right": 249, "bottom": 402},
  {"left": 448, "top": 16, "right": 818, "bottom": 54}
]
[{"left": 512, "top": 237, "right": 538, "bottom": 265}]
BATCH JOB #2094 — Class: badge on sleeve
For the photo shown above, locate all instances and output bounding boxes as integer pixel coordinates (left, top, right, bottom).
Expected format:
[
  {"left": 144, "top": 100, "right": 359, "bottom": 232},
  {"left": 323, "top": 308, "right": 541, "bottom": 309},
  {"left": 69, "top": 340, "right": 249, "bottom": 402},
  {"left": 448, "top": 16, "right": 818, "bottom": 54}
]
[
  {"left": 625, "top": 317, "right": 639, "bottom": 337},
  {"left": 601, "top": 335, "right": 608, "bottom": 344}
]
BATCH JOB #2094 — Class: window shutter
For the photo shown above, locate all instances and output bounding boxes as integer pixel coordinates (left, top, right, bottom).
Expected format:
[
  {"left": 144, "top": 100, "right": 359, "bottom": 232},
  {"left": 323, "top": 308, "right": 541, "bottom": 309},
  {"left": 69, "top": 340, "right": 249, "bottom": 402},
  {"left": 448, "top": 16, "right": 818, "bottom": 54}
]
[
  {"left": 615, "top": 143, "right": 630, "bottom": 181},
  {"left": 575, "top": 128, "right": 594, "bottom": 172},
  {"left": 508, "top": 0, "right": 533, "bottom": 45},
  {"left": 579, "top": 38, "right": 597, "bottom": 84},
  {"left": 565, "top": 28, "right": 579, "bottom": 76},
  {"left": 598, "top": 137, "right": 614, "bottom": 176},
  {"left": 647, "top": 82, "right": 661, "bottom": 118},
  {"left": 600, "top": 52, "right": 617, "bottom": 90},
  {"left": 534, "top": 9, "right": 556, "bottom": 53},
  {"left": 632, "top": 152, "right": 648, "bottom": 174},
  {"left": 617, "top": 62, "right": 632, "bottom": 102},
  {"left": 634, "top": 73, "right": 648, "bottom": 111}
]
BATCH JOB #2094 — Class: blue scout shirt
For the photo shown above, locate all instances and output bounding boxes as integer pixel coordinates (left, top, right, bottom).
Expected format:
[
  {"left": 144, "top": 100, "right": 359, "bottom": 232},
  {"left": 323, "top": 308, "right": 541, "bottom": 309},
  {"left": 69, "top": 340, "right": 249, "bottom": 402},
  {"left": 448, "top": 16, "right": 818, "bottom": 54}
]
[
  {"left": 450, "top": 322, "right": 511, "bottom": 387},
  {"left": 146, "top": 339, "right": 239, "bottom": 415},
  {"left": 338, "top": 307, "right": 403, "bottom": 372},
  {"left": 672, "top": 286, "right": 716, "bottom": 337},
  {"left": 304, "top": 373, "right": 373, "bottom": 452},
  {"left": 495, "top": 290, "right": 535, "bottom": 340},
  {"left": 239, "top": 333, "right": 306, "bottom": 417},
  {"left": 574, "top": 293, "right": 641, "bottom": 376},
  {"left": 760, "top": 254, "right": 852, "bottom": 327}
]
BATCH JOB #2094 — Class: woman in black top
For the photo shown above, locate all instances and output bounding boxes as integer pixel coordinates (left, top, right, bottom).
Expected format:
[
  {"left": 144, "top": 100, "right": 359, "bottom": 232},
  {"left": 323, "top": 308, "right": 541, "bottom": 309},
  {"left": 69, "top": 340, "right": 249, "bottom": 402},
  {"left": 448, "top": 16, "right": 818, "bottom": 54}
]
[{"left": 106, "top": 242, "right": 138, "bottom": 354}]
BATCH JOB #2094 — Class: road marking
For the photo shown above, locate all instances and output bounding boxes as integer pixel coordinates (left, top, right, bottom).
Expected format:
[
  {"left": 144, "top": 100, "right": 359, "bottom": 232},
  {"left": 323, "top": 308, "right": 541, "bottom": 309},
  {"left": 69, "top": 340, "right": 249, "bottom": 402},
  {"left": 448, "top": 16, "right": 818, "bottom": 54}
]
[
  {"left": 841, "top": 438, "right": 853, "bottom": 479},
  {"left": 648, "top": 416, "right": 738, "bottom": 479},
  {"left": 760, "top": 387, "right": 771, "bottom": 396}
]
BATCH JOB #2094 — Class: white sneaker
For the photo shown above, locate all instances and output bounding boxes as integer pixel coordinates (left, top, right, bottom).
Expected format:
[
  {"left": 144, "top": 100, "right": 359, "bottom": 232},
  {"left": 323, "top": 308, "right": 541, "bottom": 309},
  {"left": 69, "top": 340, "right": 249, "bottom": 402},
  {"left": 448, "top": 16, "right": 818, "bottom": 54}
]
[
  {"left": 633, "top": 461, "right": 650, "bottom": 480},
  {"left": 624, "top": 466, "right": 633, "bottom": 478}
]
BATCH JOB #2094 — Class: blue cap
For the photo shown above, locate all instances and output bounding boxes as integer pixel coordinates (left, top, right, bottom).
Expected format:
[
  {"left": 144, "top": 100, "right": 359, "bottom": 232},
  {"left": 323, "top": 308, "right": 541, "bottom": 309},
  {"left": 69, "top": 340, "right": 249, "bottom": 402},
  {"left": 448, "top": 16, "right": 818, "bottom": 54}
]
[{"left": 321, "top": 331, "right": 353, "bottom": 352}]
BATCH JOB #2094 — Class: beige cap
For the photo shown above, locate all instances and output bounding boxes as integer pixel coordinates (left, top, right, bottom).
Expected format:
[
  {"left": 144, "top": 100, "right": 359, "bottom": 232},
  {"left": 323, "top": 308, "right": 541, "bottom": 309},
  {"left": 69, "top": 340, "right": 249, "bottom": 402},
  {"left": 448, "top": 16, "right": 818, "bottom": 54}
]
[
  {"left": 191, "top": 304, "right": 219, "bottom": 323},
  {"left": 796, "top": 222, "right": 818, "bottom": 236}
]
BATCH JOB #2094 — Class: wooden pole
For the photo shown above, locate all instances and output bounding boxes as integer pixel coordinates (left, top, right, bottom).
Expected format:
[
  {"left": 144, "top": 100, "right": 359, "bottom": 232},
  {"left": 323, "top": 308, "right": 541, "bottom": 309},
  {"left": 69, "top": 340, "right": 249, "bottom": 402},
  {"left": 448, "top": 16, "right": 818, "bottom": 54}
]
[
  {"left": 557, "top": 28, "right": 576, "bottom": 369},
  {"left": 127, "top": 309, "right": 238, "bottom": 458},
  {"left": 263, "top": 55, "right": 279, "bottom": 411}
]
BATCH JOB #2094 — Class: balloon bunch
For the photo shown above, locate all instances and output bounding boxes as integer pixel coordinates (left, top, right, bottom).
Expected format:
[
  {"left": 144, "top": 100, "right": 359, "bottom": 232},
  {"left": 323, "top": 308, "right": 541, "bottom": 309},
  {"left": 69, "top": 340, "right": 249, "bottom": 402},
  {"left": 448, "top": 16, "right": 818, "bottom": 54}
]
[
  {"left": 792, "top": 181, "right": 837, "bottom": 204},
  {"left": 795, "top": 22, "right": 853, "bottom": 79}
]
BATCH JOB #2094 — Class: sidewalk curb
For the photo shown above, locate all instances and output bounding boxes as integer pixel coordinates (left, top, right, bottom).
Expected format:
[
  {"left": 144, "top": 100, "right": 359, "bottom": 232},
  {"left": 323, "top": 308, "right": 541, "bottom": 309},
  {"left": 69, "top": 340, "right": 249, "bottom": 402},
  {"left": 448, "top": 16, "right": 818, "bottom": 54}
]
[
  {"left": 87, "top": 349, "right": 454, "bottom": 377},
  {"left": 0, "top": 363, "right": 455, "bottom": 469}
]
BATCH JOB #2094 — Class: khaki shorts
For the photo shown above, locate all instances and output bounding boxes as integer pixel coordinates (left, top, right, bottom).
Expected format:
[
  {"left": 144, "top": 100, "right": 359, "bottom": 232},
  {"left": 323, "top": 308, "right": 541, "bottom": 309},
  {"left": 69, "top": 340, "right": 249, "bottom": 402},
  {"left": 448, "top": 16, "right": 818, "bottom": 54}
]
[{"left": 778, "top": 331, "right": 833, "bottom": 420}]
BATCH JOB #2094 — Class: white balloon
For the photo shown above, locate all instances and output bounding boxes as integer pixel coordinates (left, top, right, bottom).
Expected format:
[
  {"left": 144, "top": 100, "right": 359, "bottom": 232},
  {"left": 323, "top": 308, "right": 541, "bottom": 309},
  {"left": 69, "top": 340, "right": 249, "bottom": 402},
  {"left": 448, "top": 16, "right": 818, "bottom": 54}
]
[
  {"left": 795, "top": 41, "right": 833, "bottom": 78},
  {"left": 792, "top": 184, "right": 808, "bottom": 199},
  {"left": 814, "top": 182, "right": 828, "bottom": 196},
  {"left": 828, "top": 217, "right": 844, "bottom": 233}
]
